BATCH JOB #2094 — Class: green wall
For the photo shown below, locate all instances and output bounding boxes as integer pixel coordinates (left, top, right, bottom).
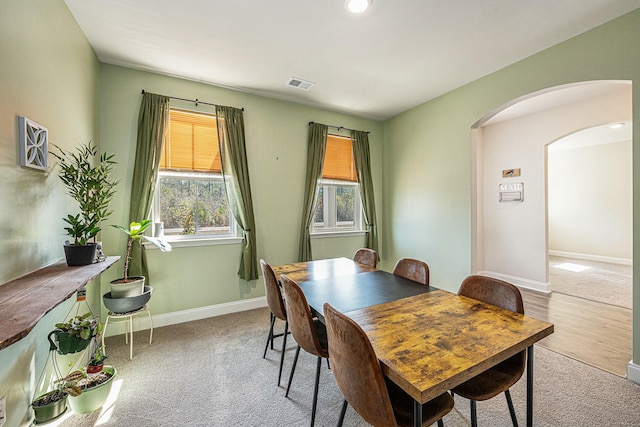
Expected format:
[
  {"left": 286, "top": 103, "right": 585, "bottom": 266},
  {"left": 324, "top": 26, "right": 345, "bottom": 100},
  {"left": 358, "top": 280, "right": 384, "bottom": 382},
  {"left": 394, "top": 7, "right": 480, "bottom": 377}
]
[
  {"left": 2, "top": 2, "right": 639, "bottom": 425},
  {"left": 98, "top": 64, "right": 383, "bottom": 316},
  {"left": 0, "top": 1, "right": 101, "bottom": 426},
  {"left": 382, "top": 9, "right": 640, "bottom": 369}
]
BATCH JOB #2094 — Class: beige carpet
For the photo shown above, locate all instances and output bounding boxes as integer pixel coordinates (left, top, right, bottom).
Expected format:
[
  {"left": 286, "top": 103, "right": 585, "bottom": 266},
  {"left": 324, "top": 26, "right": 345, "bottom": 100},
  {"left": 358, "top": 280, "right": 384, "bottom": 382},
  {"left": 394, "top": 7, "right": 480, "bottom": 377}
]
[
  {"left": 549, "top": 256, "right": 632, "bottom": 309},
  {"left": 54, "top": 307, "right": 640, "bottom": 427}
]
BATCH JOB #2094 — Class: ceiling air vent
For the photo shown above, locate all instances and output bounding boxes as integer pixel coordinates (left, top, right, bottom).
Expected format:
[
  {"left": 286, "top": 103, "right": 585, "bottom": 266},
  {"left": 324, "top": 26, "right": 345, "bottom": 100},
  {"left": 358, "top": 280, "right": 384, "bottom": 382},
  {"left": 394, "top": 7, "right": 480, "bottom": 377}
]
[{"left": 286, "top": 77, "right": 315, "bottom": 90}]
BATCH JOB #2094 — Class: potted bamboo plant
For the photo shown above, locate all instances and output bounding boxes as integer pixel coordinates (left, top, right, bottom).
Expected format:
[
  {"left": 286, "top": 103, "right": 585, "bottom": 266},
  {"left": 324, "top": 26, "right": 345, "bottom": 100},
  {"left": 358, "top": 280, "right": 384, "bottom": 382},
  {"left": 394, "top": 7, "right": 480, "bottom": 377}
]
[
  {"left": 51, "top": 142, "right": 119, "bottom": 266},
  {"left": 108, "top": 220, "right": 171, "bottom": 299}
]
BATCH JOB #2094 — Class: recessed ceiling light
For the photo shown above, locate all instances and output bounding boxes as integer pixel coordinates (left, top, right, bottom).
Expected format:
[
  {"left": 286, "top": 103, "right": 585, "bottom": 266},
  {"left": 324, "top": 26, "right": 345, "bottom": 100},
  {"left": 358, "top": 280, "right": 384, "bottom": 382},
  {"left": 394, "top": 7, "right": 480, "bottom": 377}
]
[{"left": 346, "top": 0, "right": 372, "bottom": 14}]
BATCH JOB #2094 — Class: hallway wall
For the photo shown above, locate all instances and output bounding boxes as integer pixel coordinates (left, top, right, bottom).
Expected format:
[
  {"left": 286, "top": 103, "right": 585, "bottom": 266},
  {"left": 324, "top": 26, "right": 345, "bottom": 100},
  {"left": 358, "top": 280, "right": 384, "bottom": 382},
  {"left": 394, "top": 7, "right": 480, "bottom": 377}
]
[
  {"left": 478, "top": 85, "right": 631, "bottom": 291},
  {"left": 549, "top": 138, "right": 632, "bottom": 262}
]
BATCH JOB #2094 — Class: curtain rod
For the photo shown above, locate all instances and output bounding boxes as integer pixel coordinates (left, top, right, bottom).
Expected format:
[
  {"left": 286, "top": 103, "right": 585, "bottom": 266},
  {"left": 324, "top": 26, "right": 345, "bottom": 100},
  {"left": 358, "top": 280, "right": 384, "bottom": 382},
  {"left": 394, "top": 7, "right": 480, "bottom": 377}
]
[
  {"left": 141, "top": 90, "right": 244, "bottom": 111},
  {"left": 308, "top": 121, "right": 370, "bottom": 134}
]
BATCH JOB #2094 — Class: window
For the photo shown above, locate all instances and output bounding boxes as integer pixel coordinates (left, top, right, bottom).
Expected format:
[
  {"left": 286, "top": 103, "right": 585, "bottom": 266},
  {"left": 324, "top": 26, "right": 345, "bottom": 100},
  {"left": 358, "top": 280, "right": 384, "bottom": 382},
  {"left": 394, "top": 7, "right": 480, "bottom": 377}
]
[
  {"left": 313, "top": 135, "right": 362, "bottom": 232},
  {"left": 152, "top": 109, "right": 235, "bottom": 239}
]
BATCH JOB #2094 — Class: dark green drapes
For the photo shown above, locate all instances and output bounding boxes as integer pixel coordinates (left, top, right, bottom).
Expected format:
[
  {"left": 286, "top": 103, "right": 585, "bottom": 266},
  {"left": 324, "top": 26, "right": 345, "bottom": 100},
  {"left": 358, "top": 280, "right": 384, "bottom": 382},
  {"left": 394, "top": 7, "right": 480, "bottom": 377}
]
[
  {"left": 127, "top": 92, "right": 170, "bottom": 282},
  {"left": 216, "top": 106, "right": 258, "bottom": 281},
  {"left": 298, "top": 123, "right": 328, "bottom": 262},
  {"left": 351, "top": 130, "right": 379, "bottom": 255}
]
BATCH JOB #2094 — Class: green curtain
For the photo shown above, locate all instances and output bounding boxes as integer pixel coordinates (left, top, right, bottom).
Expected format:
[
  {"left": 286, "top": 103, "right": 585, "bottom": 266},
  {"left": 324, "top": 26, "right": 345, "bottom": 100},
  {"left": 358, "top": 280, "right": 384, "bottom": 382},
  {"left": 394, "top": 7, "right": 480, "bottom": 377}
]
[
  {"left": 351, "top": 130, "right": 379, "bottom": 255},
  {"left": 216, "top": 105, "right": 258, "bottom": 281},
  {"left": 127, "top": 92, "right": 170, "bottom": 282},
  {"left": 298, "top": 123, "right": 328, "bottom": 261}
]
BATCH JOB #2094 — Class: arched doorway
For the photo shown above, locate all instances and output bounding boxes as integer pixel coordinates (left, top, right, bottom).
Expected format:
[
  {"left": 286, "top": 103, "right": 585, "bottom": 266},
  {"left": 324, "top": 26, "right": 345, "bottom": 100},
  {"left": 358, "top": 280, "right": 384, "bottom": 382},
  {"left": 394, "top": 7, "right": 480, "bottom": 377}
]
[
  {"left": 471, "top": 80, "right": 631, "bottom": 290},
  {"left": 470, "top": 80, "right": 633, "bottom": 376}
]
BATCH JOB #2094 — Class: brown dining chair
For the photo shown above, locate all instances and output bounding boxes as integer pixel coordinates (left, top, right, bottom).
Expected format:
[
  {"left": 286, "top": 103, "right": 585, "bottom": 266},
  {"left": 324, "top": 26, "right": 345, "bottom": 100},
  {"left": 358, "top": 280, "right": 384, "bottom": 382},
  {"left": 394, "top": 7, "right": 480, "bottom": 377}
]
[
  {"left": 392, "top": 258, "right": 430, "bottom": 285},
  {"left": 280, "top": 274, "right": 330, "bottom": 427},
  {"left": 324, "top": 303, "right": 454, "bottom": 427},
  {"left": 260, "top": 259, "right": 289, "bottom": 386},
  {"left": 451, "top": 275, "right": 526, "bottom": 427},
  {"left": 353, "top": 248, "right": 378, "bottom": 268}
]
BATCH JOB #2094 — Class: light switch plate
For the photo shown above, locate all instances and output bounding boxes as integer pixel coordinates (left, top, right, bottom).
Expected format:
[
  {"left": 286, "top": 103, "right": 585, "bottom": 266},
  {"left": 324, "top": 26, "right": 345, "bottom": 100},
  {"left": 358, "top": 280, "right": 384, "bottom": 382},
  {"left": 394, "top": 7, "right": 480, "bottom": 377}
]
[{"left": 0, "top": 396, "right": 6, "bottom": 427}]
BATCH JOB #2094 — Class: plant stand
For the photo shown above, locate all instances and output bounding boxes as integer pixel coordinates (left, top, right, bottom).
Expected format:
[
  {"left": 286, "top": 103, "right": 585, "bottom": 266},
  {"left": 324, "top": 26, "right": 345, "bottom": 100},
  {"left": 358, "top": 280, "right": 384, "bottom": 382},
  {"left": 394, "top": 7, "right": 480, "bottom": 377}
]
[
  {"left": 31, "top": 289, "right": 114, "bottom": 423},
  {"left": 102, "top": 305, "right": 153, "bottom": 360}
]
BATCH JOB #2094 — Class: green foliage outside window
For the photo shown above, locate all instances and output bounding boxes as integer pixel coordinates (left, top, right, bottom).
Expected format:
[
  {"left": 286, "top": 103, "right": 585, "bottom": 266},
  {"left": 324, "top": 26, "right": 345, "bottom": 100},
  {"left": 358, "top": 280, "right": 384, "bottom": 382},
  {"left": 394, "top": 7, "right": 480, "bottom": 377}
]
[
  {"left": 336, "top": 186, "right": 355, "bottom": 225},
  {"left": 159, "top": 177, "right": 230, "bottom": 235}
]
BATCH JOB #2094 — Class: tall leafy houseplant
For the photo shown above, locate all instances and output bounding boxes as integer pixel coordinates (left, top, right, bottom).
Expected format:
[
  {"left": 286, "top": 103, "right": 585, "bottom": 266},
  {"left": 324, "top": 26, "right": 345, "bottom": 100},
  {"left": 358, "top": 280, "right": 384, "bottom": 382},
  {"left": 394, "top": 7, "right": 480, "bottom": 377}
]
[
  {"left": 51, "top": 142, "right": 119, "bottom": 266},
  {"left": 109, "top": 220, "right": 171, "bottom": 297}
]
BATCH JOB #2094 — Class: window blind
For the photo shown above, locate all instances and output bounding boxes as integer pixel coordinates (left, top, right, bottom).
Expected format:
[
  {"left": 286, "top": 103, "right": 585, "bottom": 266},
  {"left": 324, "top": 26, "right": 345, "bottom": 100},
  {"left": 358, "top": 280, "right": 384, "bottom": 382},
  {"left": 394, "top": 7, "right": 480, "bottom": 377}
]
[
  {"left": 322, "top": 134, "right": 356, "bottom": 182},
  {"left": 160, "top": 109, "right": 221, "bottom": 172}
]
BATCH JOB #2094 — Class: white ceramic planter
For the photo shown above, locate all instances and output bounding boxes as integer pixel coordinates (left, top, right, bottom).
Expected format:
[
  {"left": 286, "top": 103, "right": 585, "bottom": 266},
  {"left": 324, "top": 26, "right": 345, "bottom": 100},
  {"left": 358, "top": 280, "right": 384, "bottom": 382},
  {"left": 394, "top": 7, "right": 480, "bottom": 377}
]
[{"left": 109, "top": 276, "right": 145, "bottom": 298}]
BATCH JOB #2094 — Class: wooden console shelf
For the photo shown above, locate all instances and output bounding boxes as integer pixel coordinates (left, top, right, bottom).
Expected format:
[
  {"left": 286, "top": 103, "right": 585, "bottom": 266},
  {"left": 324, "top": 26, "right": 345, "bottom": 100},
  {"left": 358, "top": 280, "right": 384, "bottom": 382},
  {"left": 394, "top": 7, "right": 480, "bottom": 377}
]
[{"left": 0, "top": 256, "right": 120, "bottom": 350}]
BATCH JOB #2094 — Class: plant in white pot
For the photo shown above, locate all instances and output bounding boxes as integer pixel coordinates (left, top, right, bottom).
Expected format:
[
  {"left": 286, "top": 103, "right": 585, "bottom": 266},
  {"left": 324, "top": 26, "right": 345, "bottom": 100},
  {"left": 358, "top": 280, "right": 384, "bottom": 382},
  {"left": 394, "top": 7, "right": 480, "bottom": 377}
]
[
  {"left": 109, "top": 220, "right": 171, "bottom": 298},
  {"left": 51, "top": 142, "right": 118, "bottom": 266}
]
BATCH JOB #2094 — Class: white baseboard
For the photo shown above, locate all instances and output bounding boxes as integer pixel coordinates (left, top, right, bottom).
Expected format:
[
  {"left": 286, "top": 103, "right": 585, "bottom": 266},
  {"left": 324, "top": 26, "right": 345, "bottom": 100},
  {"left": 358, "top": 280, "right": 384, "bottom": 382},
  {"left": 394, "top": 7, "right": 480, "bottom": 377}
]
[
  {"left": 627, "top": 360, "right": 640, "bottom": 384},
  {"left": 103, "top": 296, "right": 267, "bottom": 337},
  {"left": 549, "top": 250, "right": 632, "bottom": 266},
  {"left": 477, "top": 271, "right": 551, "bottom": 293}
]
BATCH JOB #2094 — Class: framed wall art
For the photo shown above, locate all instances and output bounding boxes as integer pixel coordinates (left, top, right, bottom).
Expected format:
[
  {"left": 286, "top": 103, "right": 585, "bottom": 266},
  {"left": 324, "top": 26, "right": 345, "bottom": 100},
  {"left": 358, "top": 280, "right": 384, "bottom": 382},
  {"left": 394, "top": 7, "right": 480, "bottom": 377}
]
[{"left": 18, "top": 116, "right": 48, "bottom": 171}]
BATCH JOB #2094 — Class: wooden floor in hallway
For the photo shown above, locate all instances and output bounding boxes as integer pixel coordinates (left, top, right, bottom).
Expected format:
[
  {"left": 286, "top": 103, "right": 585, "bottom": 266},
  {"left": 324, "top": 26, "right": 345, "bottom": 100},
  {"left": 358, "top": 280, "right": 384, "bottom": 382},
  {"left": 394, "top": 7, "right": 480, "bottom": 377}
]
[{"left": 521, "top": 287, "right": 632, "bottom": 377}]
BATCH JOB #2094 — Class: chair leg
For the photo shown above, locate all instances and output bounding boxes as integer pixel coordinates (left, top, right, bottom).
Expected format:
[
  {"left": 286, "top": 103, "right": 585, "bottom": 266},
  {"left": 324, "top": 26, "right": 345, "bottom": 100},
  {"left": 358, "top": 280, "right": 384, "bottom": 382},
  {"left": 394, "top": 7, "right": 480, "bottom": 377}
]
[
  {"left": 437, "top": 419, "right": 444, "bottom": 427},
  {"left": 263, "top": 314, "right": 276, "bottom": 358},
  {"left": 286, "top": 345, "right": 301, "bottom": 397},
  {"left": 337, "top": 400, "right": 348, "bottom": 427},
  {"left": 505, "top": 390, "right": 519, "bottom": 427},
  {"left": 277, "top": 321, "right": 289, "bottom": 386},
  {"left": 470, "top": 400, "right": 478, "bottom": 427},
  {"left": 310, "top": 356, "right": 322, "bottom": 427},
  {"left": 269, "top": 312, "right": 275, "bottom": 349}
]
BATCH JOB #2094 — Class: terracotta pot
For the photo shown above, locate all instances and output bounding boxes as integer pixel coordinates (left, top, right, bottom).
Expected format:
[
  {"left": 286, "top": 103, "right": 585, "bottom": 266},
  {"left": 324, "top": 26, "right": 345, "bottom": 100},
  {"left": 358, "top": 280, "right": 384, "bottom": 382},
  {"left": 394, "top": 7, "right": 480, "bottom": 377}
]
[{"left": 86, "top": 364, "right": 104, "bottom": 374}]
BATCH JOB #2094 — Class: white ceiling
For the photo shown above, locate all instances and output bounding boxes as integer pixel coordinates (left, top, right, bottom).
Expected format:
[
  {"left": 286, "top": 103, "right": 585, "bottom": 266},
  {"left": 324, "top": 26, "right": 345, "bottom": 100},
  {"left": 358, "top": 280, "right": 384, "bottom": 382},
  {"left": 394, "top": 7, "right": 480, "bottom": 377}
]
[
  {"left": 64, "top": 0, "right": 639, "bottom": 121},
  {"left": 549, "top": 121, "right": 633, "bottom": 151}
]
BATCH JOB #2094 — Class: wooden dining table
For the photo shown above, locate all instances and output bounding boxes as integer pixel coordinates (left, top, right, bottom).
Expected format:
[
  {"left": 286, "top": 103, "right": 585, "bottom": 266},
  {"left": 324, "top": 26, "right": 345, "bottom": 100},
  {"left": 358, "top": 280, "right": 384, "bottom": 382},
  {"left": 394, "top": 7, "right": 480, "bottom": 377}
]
[{"left": 273, "top": 257, "right": 554, "bottom": 427}]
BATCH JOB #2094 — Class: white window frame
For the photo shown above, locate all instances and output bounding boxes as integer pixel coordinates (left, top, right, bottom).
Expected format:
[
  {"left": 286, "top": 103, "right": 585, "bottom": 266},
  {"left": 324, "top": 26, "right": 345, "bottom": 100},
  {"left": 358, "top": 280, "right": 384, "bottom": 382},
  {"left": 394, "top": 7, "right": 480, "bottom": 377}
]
[
  {"left": 151, "top": 170, "right": 239, "bottom": 246},
  {"left": 312, "top": 179, "right": 363, "bottom": 235}
]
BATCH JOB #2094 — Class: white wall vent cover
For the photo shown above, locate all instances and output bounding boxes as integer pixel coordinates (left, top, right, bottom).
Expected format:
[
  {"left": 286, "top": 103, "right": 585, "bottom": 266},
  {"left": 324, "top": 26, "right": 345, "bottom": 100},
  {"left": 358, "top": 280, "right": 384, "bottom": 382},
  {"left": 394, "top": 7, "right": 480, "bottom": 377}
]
[{"left": 286, "top": 77, "right": 315, "bottom": 90}]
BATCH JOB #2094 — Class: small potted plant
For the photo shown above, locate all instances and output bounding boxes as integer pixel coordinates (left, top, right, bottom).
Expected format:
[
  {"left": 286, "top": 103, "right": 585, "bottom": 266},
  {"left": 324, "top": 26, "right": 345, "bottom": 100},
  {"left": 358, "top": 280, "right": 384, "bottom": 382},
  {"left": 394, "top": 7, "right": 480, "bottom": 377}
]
[
  {"left": 109, "top": 220, "right": 171, "bottom": 298},
  {"left": 51, "top": 142, "right": 119, "bottom": 266},
  {"left": 47, "top": 313, "right": 102, "bottom": 355},
  {"left": 31, "top": 370, "right": 84, "bottom": 424},
  {"left": 86, "top": 342, "right": 108, "bottom": 374}
]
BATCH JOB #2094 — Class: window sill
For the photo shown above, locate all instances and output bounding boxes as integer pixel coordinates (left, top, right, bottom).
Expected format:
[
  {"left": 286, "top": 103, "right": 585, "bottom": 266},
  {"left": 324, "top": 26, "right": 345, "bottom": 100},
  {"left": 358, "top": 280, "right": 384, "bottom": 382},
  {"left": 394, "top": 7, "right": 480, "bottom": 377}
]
[
  {"left": 143, "top": 236, "right": 243, "bottom": 249},
  {"left": 311, "top": 230, "right": 367, "bottom": 239}
]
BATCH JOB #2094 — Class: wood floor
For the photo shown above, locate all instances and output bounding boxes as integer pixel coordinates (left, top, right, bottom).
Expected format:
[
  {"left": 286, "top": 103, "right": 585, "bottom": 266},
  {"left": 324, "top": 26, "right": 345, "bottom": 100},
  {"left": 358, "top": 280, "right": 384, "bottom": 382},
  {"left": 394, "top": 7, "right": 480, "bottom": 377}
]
[{"left": 521, "top": 287, "right": 632, "bottom": 377}]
